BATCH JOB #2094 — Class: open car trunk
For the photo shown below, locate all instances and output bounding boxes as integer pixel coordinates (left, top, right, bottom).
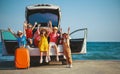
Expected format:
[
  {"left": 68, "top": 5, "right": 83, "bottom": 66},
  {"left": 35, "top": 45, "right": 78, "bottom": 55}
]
[{"left": 26, "top": 4, "right": 61, "bottom": 29}]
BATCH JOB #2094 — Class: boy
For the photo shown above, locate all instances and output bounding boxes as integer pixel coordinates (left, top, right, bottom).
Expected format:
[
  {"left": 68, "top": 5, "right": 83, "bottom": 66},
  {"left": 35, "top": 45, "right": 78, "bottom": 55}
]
[{"left": 24, "top": 21, "right": 37, "bottom": 47}]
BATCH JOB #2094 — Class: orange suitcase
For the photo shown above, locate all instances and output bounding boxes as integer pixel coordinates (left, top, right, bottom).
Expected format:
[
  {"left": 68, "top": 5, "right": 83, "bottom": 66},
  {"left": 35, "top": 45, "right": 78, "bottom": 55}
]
[{"left": 15, "top": 47, "right": 30, "bottom": 68}]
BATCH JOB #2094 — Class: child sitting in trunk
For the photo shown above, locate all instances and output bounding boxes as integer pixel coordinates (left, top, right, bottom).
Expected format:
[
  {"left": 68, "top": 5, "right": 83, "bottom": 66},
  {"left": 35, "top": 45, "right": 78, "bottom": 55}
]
[
  {"left": 24, "top": 21, "right": 37, "bottom": 47},
  {"left": 8, "top": 27, "right": 26, "bottom": 48},
  {"left": 48, "top": 21, "right": 61, "bottom": 61},
  {"left": 38, "top": 28, "right": 49, "bottom": 63}
]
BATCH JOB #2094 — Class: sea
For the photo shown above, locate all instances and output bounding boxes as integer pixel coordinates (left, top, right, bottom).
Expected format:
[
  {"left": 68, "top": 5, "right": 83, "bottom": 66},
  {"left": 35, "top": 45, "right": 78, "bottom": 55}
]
[{"left": 0, "top": 42, "right": 120, "bottom": 61}]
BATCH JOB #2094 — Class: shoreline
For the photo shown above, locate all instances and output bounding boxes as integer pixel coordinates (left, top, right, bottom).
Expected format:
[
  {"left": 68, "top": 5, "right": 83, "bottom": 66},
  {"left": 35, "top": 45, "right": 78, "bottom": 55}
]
[{"left": 0, "top": 60, "right": 120, "bottom": 74}]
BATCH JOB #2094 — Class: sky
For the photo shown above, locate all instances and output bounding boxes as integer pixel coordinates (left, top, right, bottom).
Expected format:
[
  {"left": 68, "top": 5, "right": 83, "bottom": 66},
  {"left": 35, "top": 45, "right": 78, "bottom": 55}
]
[{"left": 0, "top": 0, "right": 120, "bottom": 42}]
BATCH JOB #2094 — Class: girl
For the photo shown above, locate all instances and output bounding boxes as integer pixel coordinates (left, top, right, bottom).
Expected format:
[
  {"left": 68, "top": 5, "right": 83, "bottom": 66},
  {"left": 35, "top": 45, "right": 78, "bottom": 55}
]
[
  {"left": 33, "top": 24, "right": 41, "bottom": 47},
  {"left": 48, "top": 21, "right": 60, "bottom": 61},
  {"left": 62, "top": 27, "right": 72, "bottom": 68},
  {"left": 38, "top": 28, "right": 49, "bottom": 63}
]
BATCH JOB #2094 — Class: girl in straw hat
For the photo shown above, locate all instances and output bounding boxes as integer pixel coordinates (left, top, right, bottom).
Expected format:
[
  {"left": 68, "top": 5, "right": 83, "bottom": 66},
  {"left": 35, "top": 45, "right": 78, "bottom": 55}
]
[{"left": 38, "top": 28, "right": 49, "bottom": 63}]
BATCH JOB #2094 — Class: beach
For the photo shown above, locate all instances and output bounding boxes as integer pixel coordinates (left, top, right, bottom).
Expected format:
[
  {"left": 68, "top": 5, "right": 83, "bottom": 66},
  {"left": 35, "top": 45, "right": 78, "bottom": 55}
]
[{"left": 0, "top": 60, "right": 120, "bottom": 74}]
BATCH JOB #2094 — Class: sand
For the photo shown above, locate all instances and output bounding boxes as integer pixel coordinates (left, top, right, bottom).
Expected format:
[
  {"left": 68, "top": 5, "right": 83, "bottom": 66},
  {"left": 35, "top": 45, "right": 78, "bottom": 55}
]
[{"left": 0, "top": 60, "right": 120, "bottom": 74}]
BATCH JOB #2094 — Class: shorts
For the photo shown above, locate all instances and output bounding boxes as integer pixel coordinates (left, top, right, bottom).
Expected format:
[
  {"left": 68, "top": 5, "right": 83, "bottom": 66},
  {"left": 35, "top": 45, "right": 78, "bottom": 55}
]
[{"left": 49, "top": 42, "right": 57, "bottom": 48}]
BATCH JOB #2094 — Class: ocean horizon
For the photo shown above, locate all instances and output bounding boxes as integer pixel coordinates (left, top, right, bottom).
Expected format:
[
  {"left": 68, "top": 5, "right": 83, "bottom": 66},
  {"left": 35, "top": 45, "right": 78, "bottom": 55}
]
[{"left": 0, "top": 42, "right": 120, "bottom": 61}]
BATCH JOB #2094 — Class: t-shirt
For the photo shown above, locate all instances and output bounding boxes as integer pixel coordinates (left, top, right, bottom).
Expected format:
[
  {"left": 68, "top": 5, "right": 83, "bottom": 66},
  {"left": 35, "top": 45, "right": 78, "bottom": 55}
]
[
  {"left": 17, "top": 35, "right": 27, "bottom": 47},
  {"left": 33, "top": 30, "right": 39, "bottom": 39},
  {"left": 34, "top": 35, "right": 40, "bottom": 47},
  {"left": 25, "top": 29, "right": 33, "bottom": 39},
  {"left": 49, "top": 32, "right": 59, "bottom": 43}
]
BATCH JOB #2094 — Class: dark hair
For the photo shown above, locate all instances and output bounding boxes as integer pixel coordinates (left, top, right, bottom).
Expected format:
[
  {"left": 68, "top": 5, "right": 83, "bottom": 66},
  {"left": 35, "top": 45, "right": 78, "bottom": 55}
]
[
  {"left": 17, "top": 32, "right": 23, "bottom": 36},
  {"left": 63, "top": 33, "right": 69, "bottom": 38},
  {"left": 40, "top": 29, "right": 48, "bottom": 37},
  {"left": 63, "top": 33, "right": 68, "bottom": 35}
]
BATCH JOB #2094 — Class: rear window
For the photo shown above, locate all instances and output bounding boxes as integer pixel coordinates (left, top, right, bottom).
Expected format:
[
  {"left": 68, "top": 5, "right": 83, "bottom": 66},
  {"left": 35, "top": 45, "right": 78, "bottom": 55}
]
[{"left": 28, "top": 13, "right": 58, "bottom": 27}]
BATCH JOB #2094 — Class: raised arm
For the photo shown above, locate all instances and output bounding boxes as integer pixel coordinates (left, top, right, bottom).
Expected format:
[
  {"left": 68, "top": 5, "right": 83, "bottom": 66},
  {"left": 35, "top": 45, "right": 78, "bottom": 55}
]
[
  {"left": 23, "top": 21, "right": 29, "bottom": 36},
  {"left": 37, "top": 24, "right": 41, "bottom": 34},
  {"left": 32, "top": 22, "right": 37, "bottom": 30},
  {"left": 8, "top": 27, "right": 18, "bottom": 37},
  {"left": 48, "top": 21, "right": 53, "bottom": 32},
  {"left": 68, "top": 27, "right": 70, "bottom": 35},
  {"left": 24, "top": 21, "right": 28, "bottom": 30}
]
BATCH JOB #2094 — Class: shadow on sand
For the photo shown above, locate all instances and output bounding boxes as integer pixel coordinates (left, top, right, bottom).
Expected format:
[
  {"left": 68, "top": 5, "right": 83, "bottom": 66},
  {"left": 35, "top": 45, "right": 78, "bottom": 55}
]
[{"left": 0, "top": 61, "right": 64, "bottom": 70}]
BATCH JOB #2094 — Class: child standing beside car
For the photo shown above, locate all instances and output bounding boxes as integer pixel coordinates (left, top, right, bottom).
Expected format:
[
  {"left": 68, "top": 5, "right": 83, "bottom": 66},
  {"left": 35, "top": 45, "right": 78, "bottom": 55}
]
[{"left": 62, "top": 27, "right": 72, "bottom": 68}]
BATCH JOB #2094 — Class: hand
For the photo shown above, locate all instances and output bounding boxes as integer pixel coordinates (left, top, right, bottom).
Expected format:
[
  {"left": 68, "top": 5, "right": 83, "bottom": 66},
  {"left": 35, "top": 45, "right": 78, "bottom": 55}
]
[
  {"left": 49, "top": 21, "right": 52, "bottom": 27},
  {"left": 24, "top": 21, "right": 27, "bottom": 27},
  {"left": 35, "top": 22, "right": 37, "bottom": 25},
  {"left": 38, "top": 24, "right": 41, "bottom": 27},
  {"left": 68, "top": 27, "right": 70, "bottom": 34},
  {"left": 68, "top": 27, "right": 70, "bottom": 31}
]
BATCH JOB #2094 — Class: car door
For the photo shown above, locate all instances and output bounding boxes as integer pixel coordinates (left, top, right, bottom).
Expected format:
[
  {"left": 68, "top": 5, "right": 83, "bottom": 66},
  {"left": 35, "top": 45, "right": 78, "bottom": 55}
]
[{"left": 70, "top": 28, "right": 87, "bottom": 54}]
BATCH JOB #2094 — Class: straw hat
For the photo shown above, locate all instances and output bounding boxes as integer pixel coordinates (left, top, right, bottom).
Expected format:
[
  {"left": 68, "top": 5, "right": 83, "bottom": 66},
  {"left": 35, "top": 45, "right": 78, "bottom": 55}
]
[
  {"left": 53, "top": 27, "right": 58, "bottom": 30},
  {"left": 17, "top": 30, "right": 23, "bottom": 35},
  {"left": 17, "top": 30, "right": 22, "bottom": 33}
]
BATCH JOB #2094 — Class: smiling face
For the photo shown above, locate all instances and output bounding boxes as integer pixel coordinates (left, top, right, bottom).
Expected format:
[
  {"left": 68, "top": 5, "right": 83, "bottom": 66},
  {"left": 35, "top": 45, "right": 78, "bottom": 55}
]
[
  {"left": 65, "top": 34, "right": 69, "bottom": 38},
  {"left": 53, "top": 29, "right": 58, "bottom": 33},
  {"left": 42, "top": 30, "right": 46, "bottom": 35},
  {"left": 40, "top": 29, "right": 47, "bottom": 36},
  {"left": 63, "top": 33, "right": 69, "bottom": 39},
  {"left": 17, "top": 32, "right": 23, "bottom": 37},
  {"left": 53, "top": 27, "right": 58, "bottom": 33},
  {"left": 27, "top": 24, "right": 32, "bottom": 28}
]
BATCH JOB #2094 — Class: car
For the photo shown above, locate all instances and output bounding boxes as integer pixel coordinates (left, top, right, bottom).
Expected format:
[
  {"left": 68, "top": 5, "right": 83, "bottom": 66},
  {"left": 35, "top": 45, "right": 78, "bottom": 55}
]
[{"left": 1, "top": 4, "right": 87, "bottom": 65}]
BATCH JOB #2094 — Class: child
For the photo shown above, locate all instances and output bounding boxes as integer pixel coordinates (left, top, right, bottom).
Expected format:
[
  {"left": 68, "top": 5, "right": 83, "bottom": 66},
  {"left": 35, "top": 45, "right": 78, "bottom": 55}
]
[
  {"left": 8, "top": 28, "right": 27, "bottom": 48},
  {"left": 24, "top": 21, "right": 37, "bottom": 47},
  {"left": 33, "top": 24, "right": 41, "bottom": 47},
  {"left": 17, "top": 30, "right": 27, "bottom": 47},
  {"left": 62, "top": 27, "right": 72, "bottom": 68},
  {"left": 38, "top": 28, "right": 49, "bottom": 63},
  {"left": 48, "top": 21, "right": 60, "bottom": 61}
]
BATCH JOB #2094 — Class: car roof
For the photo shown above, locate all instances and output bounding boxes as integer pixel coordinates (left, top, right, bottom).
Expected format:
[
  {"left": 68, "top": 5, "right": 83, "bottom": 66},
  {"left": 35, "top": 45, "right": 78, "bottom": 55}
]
[{"left": 26, "top": 4, "right": 60, "bottom": 10}]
